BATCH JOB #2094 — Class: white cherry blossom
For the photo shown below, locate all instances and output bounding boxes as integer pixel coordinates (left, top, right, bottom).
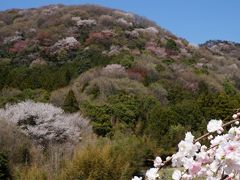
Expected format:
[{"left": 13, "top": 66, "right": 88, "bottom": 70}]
[
  {"left": 136, "top": 113, "right": 240, "bottom": 180},
  {"left": 207, "top": 119, "right": 223, "bottom": 133}
]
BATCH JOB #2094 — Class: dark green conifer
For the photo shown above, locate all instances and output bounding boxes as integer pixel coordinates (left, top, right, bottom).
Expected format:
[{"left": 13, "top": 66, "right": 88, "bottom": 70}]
[{"left": 63, "top": 90, "right": 79, "bottom": 113}]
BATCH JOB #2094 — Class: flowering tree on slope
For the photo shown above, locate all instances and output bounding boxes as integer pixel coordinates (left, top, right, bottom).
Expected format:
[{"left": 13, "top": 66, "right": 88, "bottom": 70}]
[
  {"left": 133, "top": 113, "right": 240, "bottom": 180},
  {"left": 0, "top": 101, "right": 91, "bottom": 144}
]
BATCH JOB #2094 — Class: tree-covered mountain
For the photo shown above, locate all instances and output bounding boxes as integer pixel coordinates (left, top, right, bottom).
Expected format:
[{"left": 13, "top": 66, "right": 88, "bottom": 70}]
[{"left": 0, "top": 4, "right": 240, "bottom": 179}]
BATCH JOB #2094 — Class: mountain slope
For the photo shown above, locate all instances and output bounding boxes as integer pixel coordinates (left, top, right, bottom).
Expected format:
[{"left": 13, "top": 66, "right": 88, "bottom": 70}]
[
  {"left": 0, "top": 4, "right": 240, "bottom": 140},
  {"left": 1, "top": 4, "right": 240, "bottom": 179}
]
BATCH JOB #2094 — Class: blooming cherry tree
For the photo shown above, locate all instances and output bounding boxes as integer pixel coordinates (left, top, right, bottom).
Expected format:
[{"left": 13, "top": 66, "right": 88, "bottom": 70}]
[
  {"left": 134, "top": 112, "right": 240, "bottom": 180},
  {"left": 0, "top": 101, "right": 92, "bottom": 144}
]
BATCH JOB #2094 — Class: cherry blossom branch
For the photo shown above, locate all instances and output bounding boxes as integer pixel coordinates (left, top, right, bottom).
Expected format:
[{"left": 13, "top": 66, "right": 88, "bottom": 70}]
[
  {"left": 156, "top": 117, "right": 240, "bottom": 175},
  {"left": 194, "top": 118, "right": 239, "bottom": 143},
  {"left": 138, "top": 111, "right": 240, "bottom": 180}
]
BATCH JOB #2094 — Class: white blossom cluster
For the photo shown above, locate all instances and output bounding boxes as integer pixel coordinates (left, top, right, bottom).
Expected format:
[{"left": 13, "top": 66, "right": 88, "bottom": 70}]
[
  {"left": 71, "top": 17, "right": 97, "bottom": 27},
  {"left": 113, "top": 10, "right": 134, "bottom": 19},
  {"left": 134, "top": 113, "right": 240, "bottom": 180},
  {"left": 102, "top": 45, "right": 130, "bottom": 56},
  {"left": 116, "top": 18, "right": 133, "bottom": 27},
  {"left": 0, "top": 101, "right": 91, "bottom": 144},
  {"left": 126, "top": 27, "right": 159, "bottom": 39},
  {"left": 53, "top": 37, "right": 80, "bottom": 50},
  {"left": 3, "top": 35, "right": 23, "bottom": 44},
  {"left": 135, "top": 27, "right": 159, "bottom": 35},
  {"left": 101, "top": 64, "right": 126, "bottom": 78}
]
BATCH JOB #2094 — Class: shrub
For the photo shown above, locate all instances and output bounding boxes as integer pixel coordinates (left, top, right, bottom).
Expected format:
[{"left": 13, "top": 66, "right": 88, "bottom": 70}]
[
  {"left": 0, "top": 152, "right": 11, "bottom": 179},
  {"left": 85, "top": 31, "right": 114, "bottom": 47},
  {"left": 22, "top": 89, "right": 50, "bottom": 102},
  {"left": 182, "top": 57, "right": 196, "bottom": 66},
  {"left": 155, "top": 64, "right": 166, "bottom": 72},
  {"left": 59, "top": 134, "right": 159, "bottom": 180},
  {"left": 223, "top": 80, "right": 237, "bottom": 95},
  {"left": 165, "top": 39, "right": 179, "bottom": 54},
  {"left": 77, "top": 73, "right": 149, "bottom": 99},
  {"left": 63, "top": 90, "right": 79, "bottom": 113},
  {"left": 118, "top": 54, "right": 135, "bottom": 68},
  {"left": 98, "top": 15, "right": 114, "bottom": 27},
  {"left": 162, "top": 58, "right": 175, "bottom": 65},
  {"left": 14, "top": 166, "right": 47, "bottom": 180},
  {"left": 59, "top": 144, "right": 129, "bottom": 180},
  {"left": 9, "top": 40, "right": 28, "bottom": 54},
  {"left": 0, "top": 119, "right": 32, "bottom": 166},
  {"left": 149, "top": 83, "right": 168, "bottom": 105},
  {"left": 129, "top": 61, "right": 159, "bottom": 85},
  {"left": 82, "top": 94, "right": 157, "bottom": 136},
  {"left": 101, "top": 64, "right": 126, "bottom": 78},
  {"left": 75, "top": 45, "right": 111, "bottom": 67}
]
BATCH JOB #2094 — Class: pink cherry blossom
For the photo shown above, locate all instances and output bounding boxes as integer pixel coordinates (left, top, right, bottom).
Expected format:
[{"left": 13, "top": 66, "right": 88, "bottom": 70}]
[{"left": 136, "top": 114, "right": 240, "bottom": 180}]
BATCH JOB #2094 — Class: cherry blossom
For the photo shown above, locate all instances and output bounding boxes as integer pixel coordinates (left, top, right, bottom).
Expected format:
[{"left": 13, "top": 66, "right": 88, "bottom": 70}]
[
  {"left": 146, "top": 168, "right": 159, "bottom": 180},
  {"left": 207, "top": 119, "right": 223, "bottom": 133},
  {"left": 0, "top": 101, "right": 92, "bottom": 144},
  {"left": 134, "top": 112, "right": 240, "bottom": 180},
  {"left": 172, "top": 170, "right": 182, "bottom": 180},
  {"left": 153, "top": 156, "right": 162, "bottom": 168},
  {"left": 131, "top": 176, "right": 142, "bottom": 180}
]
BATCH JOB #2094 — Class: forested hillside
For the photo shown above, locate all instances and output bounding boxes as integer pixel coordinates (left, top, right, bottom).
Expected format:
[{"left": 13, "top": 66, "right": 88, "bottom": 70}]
[{"left": 0, "top": 4, "right": 240, "bottom": 179}]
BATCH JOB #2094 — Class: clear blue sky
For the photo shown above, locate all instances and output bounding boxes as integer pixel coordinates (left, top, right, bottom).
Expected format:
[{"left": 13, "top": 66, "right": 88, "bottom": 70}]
[{"left": 0, "top": 0, "right": 239, "bottom": 44}]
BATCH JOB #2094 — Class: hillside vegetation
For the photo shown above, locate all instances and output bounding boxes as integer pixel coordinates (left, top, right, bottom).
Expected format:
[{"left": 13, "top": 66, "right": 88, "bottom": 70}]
[{"left": 0, "top": 4, "right": 240, "bottom": 179}]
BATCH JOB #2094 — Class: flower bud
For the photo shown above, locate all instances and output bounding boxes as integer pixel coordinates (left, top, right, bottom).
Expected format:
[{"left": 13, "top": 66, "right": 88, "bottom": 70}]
[
  {"left": 233, "top": 114, "right": 238, "bottom": 119},
  {"left": 166, "top": 156, "right": 171, "bottom": 161},
  {"left": 208, "top": 135, "right": 213, "bottom": 140}
]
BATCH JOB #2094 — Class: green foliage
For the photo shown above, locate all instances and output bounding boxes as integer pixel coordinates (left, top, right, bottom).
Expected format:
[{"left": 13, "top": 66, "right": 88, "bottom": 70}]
[
  {"left": 165, "top": 39, "right": 179, "bottom": 52},
  {"left": 223, "top": 80, "right": 237, "bottom": 95},
  {"left": 22, "top": 89, "right": 50, "bottom": 102},
  {"left": 0, "top": 63, "right": 80, "bottom": 91},
  {"left": 0, "top": 152, "right": 11, "bottom": 179},
  {"left": 63, "top": 90, "right": 79, "bottom": 113},
  {"left": 162, "top": 58, "right": 175, "bottom": 65},
  {"left": 144, "top": 92, "right": 240, "bottom": 154},
  {"left": 172, "top": 100, "right": 204, "bottom": 130},
  {"left": 143, "top": 71, "right": 159, "bottom": 86},
  {"left": 115, "top": 54, "right": 135, "bottom": 68},
  {"left": 110, "top": 134, "right": 159, "bottom": 176},
  {"left": 75, "top": 45, "right": 110, "bottom": 67},
  {"left": 182, "top": 57, "right": 196, "bottom": 66},
  {"left": 166, "top": 83, "right": 193, "bottom": 104},
  {"left": 82, "top": 103, "right": 112, "bottom": 136},
  {"left": 194, "top": 67, "right": 209, "bottom": 75},
  {"left": 198, "top": 93, "right": 240, "bottom": 120},
  {"left": 127, "top": 38, "right": 147, "bottom": 50},
  {"left": 14, "top": 166, "right": 47, "bottom": 180},
  {"left": 145, "top": 104, "right": 179, "bottom": 141},
  {"left": 160, "top": 125, "right": 186, "bottom": 155},
  {"left": 59, "top": 135, "right": 158, "bottom": 180},
  {"left": 0, "top": 88, "right": 49, "bottom": 108},
  {"left": 82, "top": 93, "right": 158, "bottom": 136},
  {"left": 60, "top": 143, "right": 129, "bottom": 180},
  {"left": 155, "top": 64, "right": 166, "bottom": 72}
]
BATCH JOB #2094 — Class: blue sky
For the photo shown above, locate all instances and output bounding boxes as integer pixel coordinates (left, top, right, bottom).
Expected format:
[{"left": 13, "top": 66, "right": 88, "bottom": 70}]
[{"left": 0, "top": 0, "right": 239, "bottom": 44}]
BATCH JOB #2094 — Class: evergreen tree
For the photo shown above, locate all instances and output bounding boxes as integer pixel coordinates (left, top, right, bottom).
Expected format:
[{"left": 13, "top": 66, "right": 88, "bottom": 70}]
[{"left": 63, "top": 90, "right": 79, "bottom": 113}]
